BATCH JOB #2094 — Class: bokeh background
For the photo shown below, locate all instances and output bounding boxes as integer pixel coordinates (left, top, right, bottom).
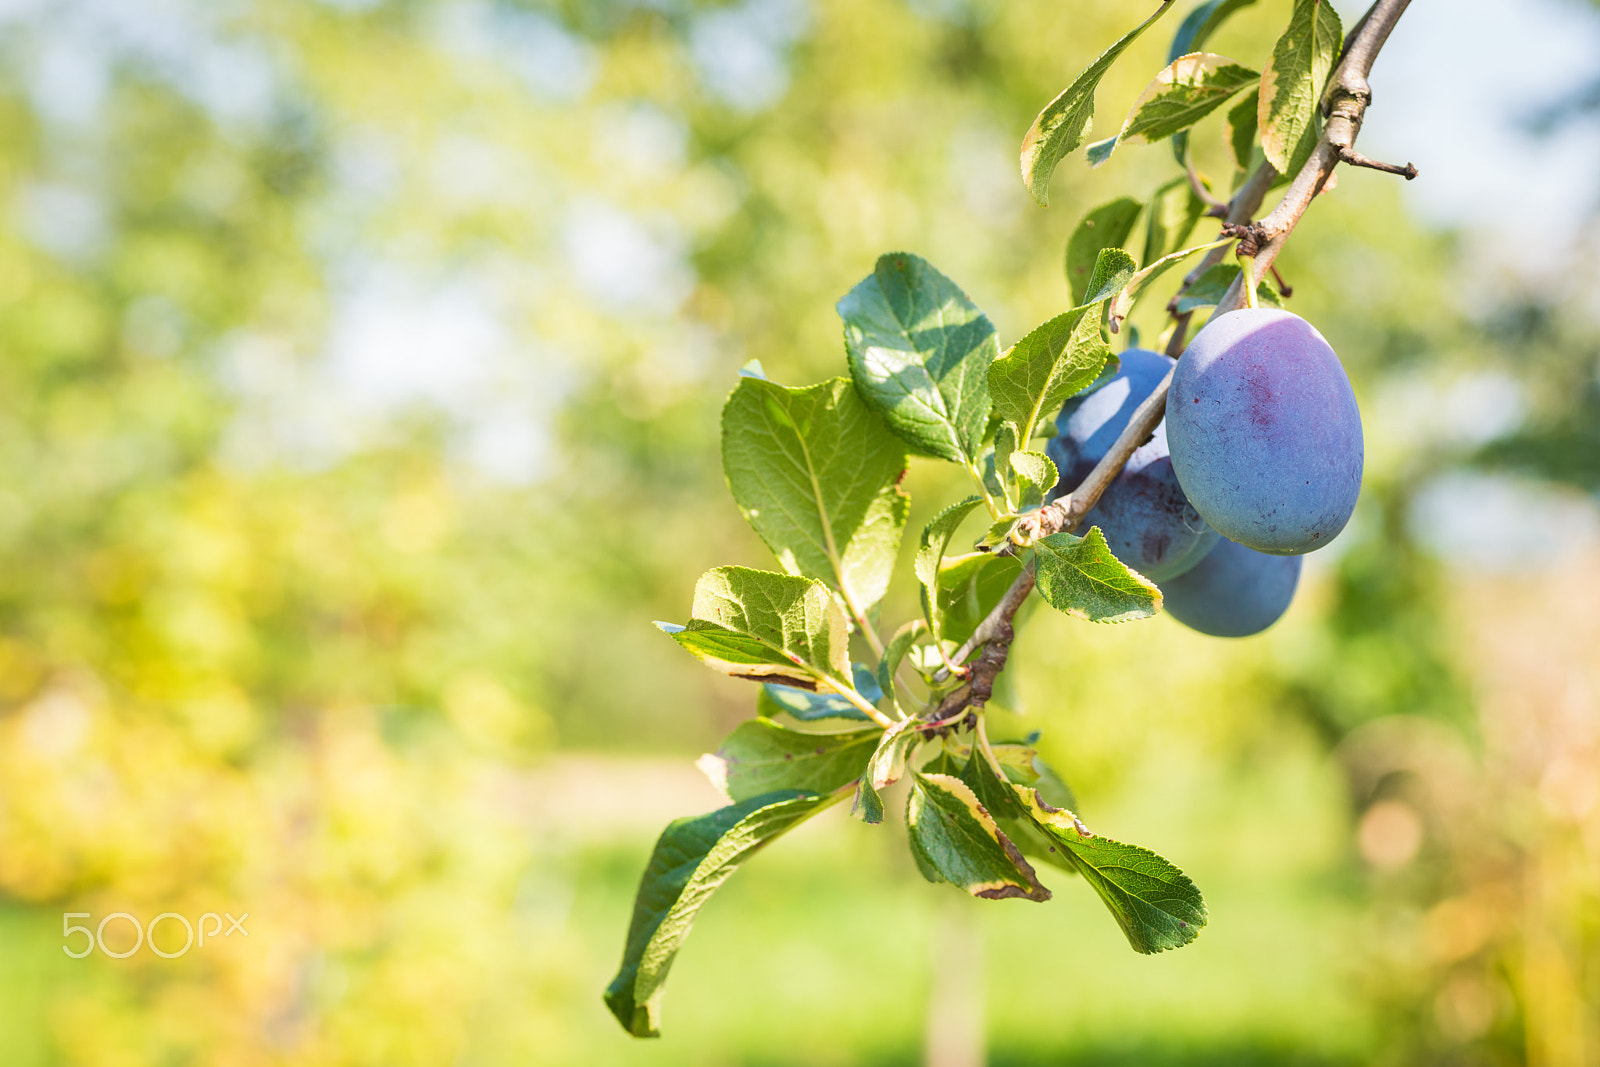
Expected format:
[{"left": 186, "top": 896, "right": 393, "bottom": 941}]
[{"left": 0, "top": 0, "right": 1596, "bottom": 1063}]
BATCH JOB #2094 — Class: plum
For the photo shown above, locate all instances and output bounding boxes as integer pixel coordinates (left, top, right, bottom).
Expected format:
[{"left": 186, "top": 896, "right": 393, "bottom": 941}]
[
  {"left": 1047, "top": 348, "right": 1219, "bottom": 581},
  {"left": 1167, "top": 308, "right": 1362, "bottom": 555},
  {"left": 1161, "top": 536, "right": 1301, "bottom": 637}
]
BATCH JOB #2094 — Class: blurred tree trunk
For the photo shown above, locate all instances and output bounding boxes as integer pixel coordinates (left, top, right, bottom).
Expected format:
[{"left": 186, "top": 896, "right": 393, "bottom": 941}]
[{"left": 925, "top": 900, "right": 985, "bottom": 1067}]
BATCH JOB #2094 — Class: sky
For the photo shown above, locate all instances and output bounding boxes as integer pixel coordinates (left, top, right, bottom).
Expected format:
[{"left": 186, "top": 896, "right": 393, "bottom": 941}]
[{"left": 1349, "top": 0, "right": 1600, "bottom": 284}]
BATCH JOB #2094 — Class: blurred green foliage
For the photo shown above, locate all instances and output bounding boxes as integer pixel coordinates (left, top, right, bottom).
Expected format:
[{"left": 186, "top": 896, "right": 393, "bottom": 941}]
[{"left": 0, "top": 0, "right": 1593, "bottom": 1064}]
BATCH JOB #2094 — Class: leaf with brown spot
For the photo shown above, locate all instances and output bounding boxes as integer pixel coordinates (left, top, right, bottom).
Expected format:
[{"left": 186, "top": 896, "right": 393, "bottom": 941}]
[
  {"left": 852, "top": 716, "right": 923, "bottom": 824},
  {"left": 905, "top": 771, "right": 1050, "bottom": 902},
  {"left": 662, "top": 567, "right": 853, "bottom": 690}
]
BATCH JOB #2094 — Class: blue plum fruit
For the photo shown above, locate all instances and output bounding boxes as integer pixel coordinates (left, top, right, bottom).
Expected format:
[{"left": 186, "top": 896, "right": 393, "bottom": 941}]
[
  {"left": 1047, "top": 348, "right": 1219, "bottom": 581},
  {"left": 1167, "top": 308, "right": 1363, "bottom": 555},
  {"left": 1160, "top": 536, "right": 1301, "bottom": 637}
]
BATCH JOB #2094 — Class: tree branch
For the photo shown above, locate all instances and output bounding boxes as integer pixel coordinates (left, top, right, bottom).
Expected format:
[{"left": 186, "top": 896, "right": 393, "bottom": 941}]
[
  {"left": 1337, "top": 146, "right": 1417, "bottom": 179},
  {"left": 1184, "top": 160, "right": 1229, "bottom": 213},
  {"left": 924, "top": 0, "right": 1414, "bottom": 710},
  {"left": 1219, "top": 0, "right": 1416, "bottom": 295}
]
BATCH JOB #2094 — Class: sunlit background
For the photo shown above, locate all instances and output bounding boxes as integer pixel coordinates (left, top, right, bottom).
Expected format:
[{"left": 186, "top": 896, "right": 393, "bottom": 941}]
[{"left": 0, "top": 0, "right": 1596, "bottom": 1063}]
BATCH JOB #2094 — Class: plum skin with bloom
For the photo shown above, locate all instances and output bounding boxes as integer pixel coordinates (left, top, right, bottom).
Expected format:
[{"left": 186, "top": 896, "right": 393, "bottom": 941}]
[
  {"left": 1160, "top": 536, "right": 1302, "bottom": 637},
  {"left": 1167, "top": 308, "right": 1363, "bottom": 555},
  {"left": 1047, "top": 347, "right": 1219, "bottom": 582}
]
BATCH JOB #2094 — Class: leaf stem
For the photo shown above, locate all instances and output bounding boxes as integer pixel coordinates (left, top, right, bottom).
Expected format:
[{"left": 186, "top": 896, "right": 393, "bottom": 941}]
[
  {"left": 837, "top": 683, "right": 897, "bottom": 730},
  {"left": 880, "top": 617, "right": 928, "bottom": 715},
  {"left": 1184, "top": 159, "right": 1227, "bottom": 212},
  {"left": 974, "top": 714, "right": 1009, "bottom": 785},
  {"left": 965, "top": 460, "right": 1004, "bottom": 520},
  {"left": 934, "top": 641, "right": 967, "bottom": 678},
  {"left": 845, "top": 597, "right": 887, "bottom": 658},
  {"left": 891, "top": 672, "right": 920, "bottom": 713}
]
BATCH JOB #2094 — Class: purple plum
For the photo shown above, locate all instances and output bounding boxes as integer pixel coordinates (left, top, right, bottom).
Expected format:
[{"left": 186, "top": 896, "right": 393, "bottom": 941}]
[
  {"left": 1047, "top": 348, "right": 1219, "bottom": 581},
  {"left": 1167, "top": 308, "right": 1363, "bottom": 555},
  {"left": 1161, "top": 536, "right": 1301, "bottom": 637}
]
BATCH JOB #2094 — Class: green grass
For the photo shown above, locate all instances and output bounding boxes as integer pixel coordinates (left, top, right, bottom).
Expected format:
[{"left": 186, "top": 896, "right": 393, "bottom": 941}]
[{"left": 0, "top": 730, "right": 1378, "bottom": 1065}]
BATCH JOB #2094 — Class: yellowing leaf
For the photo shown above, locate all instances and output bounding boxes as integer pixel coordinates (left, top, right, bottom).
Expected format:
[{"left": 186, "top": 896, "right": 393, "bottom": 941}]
[{"left": 1258, "top": 0, "right": 1343, "bottom": 174}]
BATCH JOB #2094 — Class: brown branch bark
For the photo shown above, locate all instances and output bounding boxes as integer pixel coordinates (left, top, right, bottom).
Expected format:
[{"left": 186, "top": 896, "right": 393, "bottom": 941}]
[{"left": 925, "top": 0, "right": 1414, "bottom": 708}]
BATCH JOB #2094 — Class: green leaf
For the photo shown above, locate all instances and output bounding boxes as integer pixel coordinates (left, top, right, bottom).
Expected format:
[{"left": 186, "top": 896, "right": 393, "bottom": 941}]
[
  {"left": 906, "top": 772, "right": 1050, "bottom": 901},
  {"left": 758, "top": 683, "right": 872, "bottom": 723},
  {"left": 1170, "top": 129, "right": 1191, "bottom": 168},
  {"left": 1224, "top": 85, "right": 1259, "bottom": 170},
  {"left": 1084, "top": 248, "right": 1143, "bottom": 308},
  {"left": 1033, "top": 527, "right": 1163, "bottom": 622},
  {"left": 957, "top": 743, "right": 1076, "bottom": 873},
  {"left": 906, "top": 642, "right": 950, "bottom": 678},
  {"left": 988, "top": 741, "right": 1078, "bottom": 811},
  {"left": 1013, "top": 788, "right": 1207, "bottom": 953},
  {"left": 933, "top": 551, "right": 987, "bottom": 596},
  {"left": 1173, "top": 263, "right": 1283, "bottom": 313},
  {"left": 916, "top": 497, "right": 986, "bottom": 650},
  {"left": 980, "top": 451, "right": 1008, "bottom": 503},
  {"left": 939, "top": 552, "right": 1023, "bottom": 647},
  {"left": 1065, "top": 197, "right": 1142, "bottom": 305},
  {"left": 1142, "top": 176, "right": 1207, "bottom": 267},
  {"left": 1175, "top": 263, "right": 1242, "bottom": 311},
  {"left": 945, "top": 739, "right": 1033, "bottom": 784},
  {"left": 722, "top": 376, "right": 910, "bottom": 618},
  {"left": 876, "top": 619, "right": 925, "bottom": 715},
  {"left": 945, "top": 737, "right": 1076, "bottom": 811},
  {"left": 990, "top": 743, "right": 1048, "bottom": 786},
  {"left": 1011, "top": 451, "right": 1060, "bottom": 511},
  {"left": 992, "top": 422, "right": 1018, "bottom": 507},
  {"left": 665, "top": 566, "right": 852, "bottom": 690},
  {"left": 1104, "top": 53, "right": 1259, "bottom": 155},
  {"left": 1107, "top": 236, "right": 1229, "bottom": 334},
  {"left": 979, "top": 514, "right": 1022, "bottom": 551},
  {"left": 1258, "top": 0, "right": 1343, "bottom": 176},
  {"left": 604, "top": 789, "right": 839, "bottom": 1036},
  {"left": 697, "top": 718, "right": 881, "bottom": 802},
  {"left": 1077, "top": 352, "right": 1124, "bottom": 401},
  {"left": 838, "top": 253, "right": 998, "bottom": 466},
  {"left": 1167, "top": 0, "right": 1260, "bottom": 63},
  {"left": 919, "top": 742, "right": 966, "bottom": 778},
  {"left": 853, "top": 716, "right": 924, "bottom": 824},
  {"left": 987, "top": 307, "right": 1106, "bottom": 446},
  {"left": 1019, "top": 1, "right": 1179, "bottom": 206},
  {"left": 989, "top": 248, "right": 1133, "bottom": 445}
]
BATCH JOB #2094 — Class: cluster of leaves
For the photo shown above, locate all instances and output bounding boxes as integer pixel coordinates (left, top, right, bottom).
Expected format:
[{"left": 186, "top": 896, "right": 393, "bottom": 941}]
[{"left": 606, "top": 0, "right": 1351, "bottom": 1039}]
